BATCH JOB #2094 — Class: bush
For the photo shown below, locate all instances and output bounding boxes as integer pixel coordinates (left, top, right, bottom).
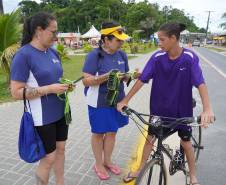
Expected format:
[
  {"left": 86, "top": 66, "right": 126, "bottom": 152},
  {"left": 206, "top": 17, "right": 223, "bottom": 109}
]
[
  {"left": 121, "top": 42, "right": 130, "bottom": 53},
  {"left": 129, "top": 43, "right": 139, "bottom": 54},
  {"left": 56, "top": 44, "right": 69, "bottom": 62},
  {"left": 83, "top": 42, "right": 93, "bottom": 53}
]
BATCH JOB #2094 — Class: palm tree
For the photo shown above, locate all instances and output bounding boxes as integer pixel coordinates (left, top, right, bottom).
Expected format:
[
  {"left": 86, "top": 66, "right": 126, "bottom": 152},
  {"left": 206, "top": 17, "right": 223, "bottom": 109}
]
[
  {"left": 0, "top": 0, "right": 3, "bottom": 14},
  {"left": 0, "top": 10, "right": 21, "bottom": 85},
  {"left": 140, "top": 17, "right": 156, "bottom": 40}
]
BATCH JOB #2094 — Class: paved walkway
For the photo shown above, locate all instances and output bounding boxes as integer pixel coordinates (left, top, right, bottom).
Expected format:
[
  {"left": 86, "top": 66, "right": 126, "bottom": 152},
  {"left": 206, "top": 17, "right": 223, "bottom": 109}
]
[
  {"left": 0, "top": 53, "right": 151, "bottom": 185},
  {"left": 0, "top": 50, "right": 204, "bottom": 185}
]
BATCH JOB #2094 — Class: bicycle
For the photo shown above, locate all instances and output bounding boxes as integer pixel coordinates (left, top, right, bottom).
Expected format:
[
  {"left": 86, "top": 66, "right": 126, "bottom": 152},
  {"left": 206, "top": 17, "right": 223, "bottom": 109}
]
[{"left": 122, "top": 106, "right": 204, "bottom": 185}]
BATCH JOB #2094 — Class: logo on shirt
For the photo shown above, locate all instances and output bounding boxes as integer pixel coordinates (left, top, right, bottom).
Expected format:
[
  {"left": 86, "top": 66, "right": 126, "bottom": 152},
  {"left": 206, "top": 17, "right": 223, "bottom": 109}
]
[
  {"left": 118, "top": 60, "right": 125, "bottom": 65},
  {"left": 52, "top": 59, "right": 60, "bottom": 64},
  {"left": 179, "top": 67, "right": 186, "bottom": 71}
]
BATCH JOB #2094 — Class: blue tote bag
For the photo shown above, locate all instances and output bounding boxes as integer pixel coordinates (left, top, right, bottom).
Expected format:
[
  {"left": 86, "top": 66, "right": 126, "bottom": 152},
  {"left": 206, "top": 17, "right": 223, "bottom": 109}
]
[{"left": 18, "top": 88, "right": 46, "bottom": 163}]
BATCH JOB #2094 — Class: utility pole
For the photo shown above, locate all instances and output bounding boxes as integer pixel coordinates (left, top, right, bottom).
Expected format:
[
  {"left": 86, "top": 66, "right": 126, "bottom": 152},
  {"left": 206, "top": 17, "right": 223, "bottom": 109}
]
[
  {"left": 0, "top": 0, "right": 4, "bottom": 14},
  {"left": 108, "top": 8, "right": 111, "bottom": 20},
  {"left": 205, "top": 11, "right": 214, "bottom": 39}
]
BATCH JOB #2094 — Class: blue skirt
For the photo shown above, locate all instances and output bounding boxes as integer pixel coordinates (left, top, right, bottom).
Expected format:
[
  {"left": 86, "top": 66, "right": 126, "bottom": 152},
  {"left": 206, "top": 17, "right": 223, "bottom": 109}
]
[{"left": 88, "top": 106, "right": 129, "bottom": 134}]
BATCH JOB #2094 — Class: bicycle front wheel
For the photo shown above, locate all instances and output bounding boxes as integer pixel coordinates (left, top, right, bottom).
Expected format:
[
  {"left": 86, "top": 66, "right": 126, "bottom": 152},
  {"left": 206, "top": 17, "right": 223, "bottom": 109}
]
[
  {"left": 191, "top": 125, "right": 202, "bottom": 161},
  {"left": 135, "top": 159, "right": 167, "bottom": 185}
]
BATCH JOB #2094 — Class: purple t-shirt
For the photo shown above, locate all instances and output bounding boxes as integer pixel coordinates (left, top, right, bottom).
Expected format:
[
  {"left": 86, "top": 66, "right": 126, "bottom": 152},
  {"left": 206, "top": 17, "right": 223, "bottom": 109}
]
[
  {"left": 10, "top": 44, "right": 65, "bottom": 126},
  {"left": 83, "top": 48, "right": 129, "bottom": 108},
  {"left": 139, "top": 48, "right": 204, "bottom": 118}
]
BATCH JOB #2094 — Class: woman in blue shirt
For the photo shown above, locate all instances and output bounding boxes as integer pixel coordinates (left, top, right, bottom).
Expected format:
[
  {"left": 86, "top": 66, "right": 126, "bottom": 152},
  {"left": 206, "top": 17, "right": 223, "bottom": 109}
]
[
  {"left": 82, "top": 21, "right": 132, "bottom": 180},
  {"left": 118, "top": 23, "right": 215, "bottom": 185},
  {"left": 11, "top": 12, "right": 70, "bottom": 185}
]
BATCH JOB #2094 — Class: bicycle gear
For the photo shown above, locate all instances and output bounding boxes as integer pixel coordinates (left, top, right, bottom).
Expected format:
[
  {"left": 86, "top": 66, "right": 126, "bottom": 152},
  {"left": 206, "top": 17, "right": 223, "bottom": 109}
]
[{"left": 169, "top": 149, "right": 185, "bottom": 175}]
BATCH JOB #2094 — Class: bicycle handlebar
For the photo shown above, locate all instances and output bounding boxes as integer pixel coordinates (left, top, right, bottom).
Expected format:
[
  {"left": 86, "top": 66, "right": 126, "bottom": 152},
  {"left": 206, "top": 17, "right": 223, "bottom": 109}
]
[{"left": 122, "top": 106, "right": 202, "bottom": 128}]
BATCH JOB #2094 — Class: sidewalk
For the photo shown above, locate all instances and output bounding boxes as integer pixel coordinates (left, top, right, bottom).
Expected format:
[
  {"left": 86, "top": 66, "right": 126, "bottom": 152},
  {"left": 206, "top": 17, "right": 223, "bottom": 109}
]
[
  {"left": 0, "top": 53, "right": 150, "bottom": 185},
  {"left": 0, "top": 51, "right": 202, "bottom": 185}
]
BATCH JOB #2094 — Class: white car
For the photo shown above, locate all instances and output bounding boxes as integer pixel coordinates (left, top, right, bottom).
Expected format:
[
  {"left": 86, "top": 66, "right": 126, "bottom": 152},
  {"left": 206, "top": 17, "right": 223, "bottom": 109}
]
[{"left": 192, "top": 40, "right": 201, "bottom": 47}]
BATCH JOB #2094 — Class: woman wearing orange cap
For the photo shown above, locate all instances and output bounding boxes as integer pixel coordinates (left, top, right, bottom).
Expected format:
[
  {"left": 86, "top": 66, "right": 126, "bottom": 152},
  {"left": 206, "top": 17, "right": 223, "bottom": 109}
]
[{"left": 82, "top": 21, "right": 131, "bottom": 180}]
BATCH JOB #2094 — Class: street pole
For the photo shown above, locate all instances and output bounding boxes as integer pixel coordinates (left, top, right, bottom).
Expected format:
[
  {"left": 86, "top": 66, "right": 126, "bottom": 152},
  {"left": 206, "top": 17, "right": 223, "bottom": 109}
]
[
  {"left": 0, "top": 0, "right": 4, "bottom": 14},
  {"left": 205, "top": 11, "right": 214, "bottom": 41},
  {"left": 108, "top": 8, "right": 111, "bottom": 20}
]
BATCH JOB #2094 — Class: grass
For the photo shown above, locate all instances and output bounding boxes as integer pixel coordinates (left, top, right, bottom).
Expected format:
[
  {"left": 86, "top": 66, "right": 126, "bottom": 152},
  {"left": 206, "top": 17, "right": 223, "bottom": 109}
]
[
  {"left": 62, "top": 55, "right": 85, "bottom": 80},
  {"left": 139, "top": 46, "right": 158, "bottom": 54},
  {"left": 0, "top": 71, "right": 12, "bottom": 103},
  {"left": 206, "top": 46, "right": 226, "bottom": 53},
  {"left": 0, "top": 51, "right": 146, "bottom": 104},
  {"left": 123, "top": 45, "right": 158, "bottom": 55}
]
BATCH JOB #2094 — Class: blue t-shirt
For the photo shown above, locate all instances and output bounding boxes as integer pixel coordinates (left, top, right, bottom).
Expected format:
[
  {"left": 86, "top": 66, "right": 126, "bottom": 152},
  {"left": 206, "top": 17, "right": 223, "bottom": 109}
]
[
  {"left": 11, "top": 44, "right": 65, "bottom": 126},
  {"left": 83, "top": 48, "right": 129, "bottom": 108},
  {"left": 139, "top": 48, "right": 205, "bottom": 118}
]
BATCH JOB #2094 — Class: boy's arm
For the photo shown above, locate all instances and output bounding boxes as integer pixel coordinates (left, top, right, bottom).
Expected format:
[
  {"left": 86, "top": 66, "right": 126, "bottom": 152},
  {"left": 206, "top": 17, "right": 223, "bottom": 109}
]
[
  {"left": 117, "top": 80, "right": 144, "bottom": 112},
  {"left": 198, "top": 83, "right": 215, "bottom": 127}
]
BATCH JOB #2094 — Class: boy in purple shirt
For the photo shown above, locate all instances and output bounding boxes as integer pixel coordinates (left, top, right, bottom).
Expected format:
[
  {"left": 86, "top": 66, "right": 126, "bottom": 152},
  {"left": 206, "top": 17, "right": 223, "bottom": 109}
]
[{"left": 117, "top": 23, "right": 215, "bottom": 185}]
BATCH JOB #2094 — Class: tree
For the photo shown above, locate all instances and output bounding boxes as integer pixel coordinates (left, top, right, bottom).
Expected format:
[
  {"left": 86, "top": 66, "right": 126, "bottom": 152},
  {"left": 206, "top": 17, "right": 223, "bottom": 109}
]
[
  {"left": 19, "top": 0, "right": 40, "bottom": 19},
  {"left": 41, "top": 0, "right": 70, "bottom": 8},
  {"left": 164, "top": 7, "right": 199, "bottom": 32},
  {"left": 0, "top": 0, "right": 3, "bottom": 14},
  {"left": 125, "top": 2, "right": 159, "bottom": 35},
  {"left": 140, "top": 17, "right": 155, "bottom": 39},
  {"left": 220, "top": 12, "right": 226, "bottom": 30},
  {"left": 0, "top": 10, "right": 21, "bottom": 84}
]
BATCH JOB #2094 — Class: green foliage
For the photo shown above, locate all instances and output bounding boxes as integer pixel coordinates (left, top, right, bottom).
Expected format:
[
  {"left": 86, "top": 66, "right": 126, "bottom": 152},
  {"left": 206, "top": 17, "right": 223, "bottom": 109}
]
[
  {"left": 121, "top": 42, "right": 130, "bottom": 53},
  {"left": 162, "top": 7, "right": 199, "bottom": 32},
  {"left": 83, "top": 42, "right": 93, "bottom": 53},
  {"left": 19, "top": 0, "right": 40, "bottom": 18},
  {"left": 0, "top": 10, "right": 21, "bottom": 53},
  {"left": 0, "top": 10, "right": 21, "bottom": 85},
  {"left": 132, "top": 31, "right": 141, "bottom": 42},
  {"left": 18, "top": 0, "right": 201, "bottom": 36},
  {"left": 56, "top": 43, "right": 69, "bottom": 62},
  {"left": 129, "top": 42, "right": 138, "bottom": 54}
]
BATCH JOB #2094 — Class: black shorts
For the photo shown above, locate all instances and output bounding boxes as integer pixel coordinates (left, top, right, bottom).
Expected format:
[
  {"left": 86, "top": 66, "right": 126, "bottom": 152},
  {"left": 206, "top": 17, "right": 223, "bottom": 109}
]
[
  {"left": 148, "top": 125, "right": 192, "bottom": 141},
  {"left": 35, "top": 117, "right": 69, "bottom": 154}
]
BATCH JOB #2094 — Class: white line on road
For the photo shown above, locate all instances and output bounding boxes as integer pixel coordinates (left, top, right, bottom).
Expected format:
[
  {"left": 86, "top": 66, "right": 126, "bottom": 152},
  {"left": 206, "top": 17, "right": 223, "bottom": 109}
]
[{"left": 196, "top": 50, "right": 226, "bottom": 79}]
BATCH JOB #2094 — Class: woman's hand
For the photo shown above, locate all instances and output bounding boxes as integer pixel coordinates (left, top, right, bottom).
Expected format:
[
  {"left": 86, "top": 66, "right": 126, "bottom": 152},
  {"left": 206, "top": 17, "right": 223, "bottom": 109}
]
[
  {"left": 48, "top": 83, "right": 69, "bottom": 94},
  {"left": 200, "top": 109, "right": 215, "bottom": 128}
]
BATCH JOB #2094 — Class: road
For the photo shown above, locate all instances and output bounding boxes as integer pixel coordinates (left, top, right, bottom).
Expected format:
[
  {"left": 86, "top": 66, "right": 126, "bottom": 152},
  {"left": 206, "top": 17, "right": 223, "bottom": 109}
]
[{"left": 194, "top": 47, "right": 226, "bottom": 185}]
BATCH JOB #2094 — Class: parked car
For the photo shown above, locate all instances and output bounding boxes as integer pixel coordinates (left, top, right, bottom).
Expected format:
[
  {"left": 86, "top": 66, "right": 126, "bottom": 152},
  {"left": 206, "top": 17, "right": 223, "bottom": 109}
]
[
  {"left": 192, "top": 40, "right": 201, "bottom": 47},
  {"left": 206, "top": 40, "right": 213, "bottom": 44}
]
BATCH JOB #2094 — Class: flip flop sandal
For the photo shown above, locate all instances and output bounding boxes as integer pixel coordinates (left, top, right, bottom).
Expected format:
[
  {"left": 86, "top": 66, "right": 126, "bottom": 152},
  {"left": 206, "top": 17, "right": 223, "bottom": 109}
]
[
  {"left": 93, "top": 165, "right": 110, "bottom": 180},
  {"left": 123, "top": 172, "right": 138, "bottom": 183},
  {"left": 105, "top": 164, "right": 121, "bottom": 175}
]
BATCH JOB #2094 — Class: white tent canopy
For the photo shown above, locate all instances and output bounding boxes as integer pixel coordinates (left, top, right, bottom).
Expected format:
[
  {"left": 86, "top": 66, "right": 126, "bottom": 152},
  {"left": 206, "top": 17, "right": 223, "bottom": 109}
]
[
  {"left": 82, "top": 25, "right": 101, "bottom": 38},
  {"left": 181, "top": 30, "right": 190, "bottom": 35}
]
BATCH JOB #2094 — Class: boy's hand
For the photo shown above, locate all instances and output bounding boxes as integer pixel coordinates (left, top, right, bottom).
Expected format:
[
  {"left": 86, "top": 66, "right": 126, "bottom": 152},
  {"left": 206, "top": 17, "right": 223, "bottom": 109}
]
[
  {"left": 117, "top": 100, "right": 128, "bottom": 112},
  {"left": 200, "top": 109, "right": 215, "bottom": 128}
]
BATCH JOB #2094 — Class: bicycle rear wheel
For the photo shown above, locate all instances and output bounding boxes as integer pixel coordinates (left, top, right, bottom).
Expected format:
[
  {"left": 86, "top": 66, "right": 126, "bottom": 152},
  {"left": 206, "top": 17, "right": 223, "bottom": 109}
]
[
  {"left": 135, "top": 159, "right": 167, "bottom": 185},
  {"left": 191, "top": 126, "right": 202, "bottom": 161}
]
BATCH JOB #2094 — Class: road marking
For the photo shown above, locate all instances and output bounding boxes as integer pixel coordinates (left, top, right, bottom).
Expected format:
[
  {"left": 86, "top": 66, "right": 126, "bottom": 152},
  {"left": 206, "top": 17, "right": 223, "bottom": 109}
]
[{"left": 196, "top": 50, "right": 226, "bottom": 79}]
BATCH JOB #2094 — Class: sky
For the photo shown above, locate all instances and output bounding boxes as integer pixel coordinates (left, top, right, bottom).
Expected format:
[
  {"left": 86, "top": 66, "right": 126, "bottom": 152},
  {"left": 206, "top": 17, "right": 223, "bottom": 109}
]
[{"left": 2, "top": 0, "right": 226, "bottom": 33}]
